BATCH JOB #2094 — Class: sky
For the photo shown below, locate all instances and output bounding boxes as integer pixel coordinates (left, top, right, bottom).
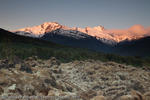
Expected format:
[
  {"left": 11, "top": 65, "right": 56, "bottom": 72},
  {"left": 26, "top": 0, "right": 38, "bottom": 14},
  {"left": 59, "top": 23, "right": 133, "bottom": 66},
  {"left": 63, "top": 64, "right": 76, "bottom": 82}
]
[{"left": 0, "top": 0, "right": 150, "bottom": 30}]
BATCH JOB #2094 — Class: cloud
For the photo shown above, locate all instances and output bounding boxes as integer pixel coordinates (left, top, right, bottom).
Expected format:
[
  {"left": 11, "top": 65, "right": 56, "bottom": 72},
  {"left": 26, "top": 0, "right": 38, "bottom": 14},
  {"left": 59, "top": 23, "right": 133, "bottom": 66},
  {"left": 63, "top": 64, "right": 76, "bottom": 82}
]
[
  {"left": 106, "top": 24, "right": 150, "bottom": 35},
  {"left": 128, "top": 24, "right": 147, "bottom": 34}
]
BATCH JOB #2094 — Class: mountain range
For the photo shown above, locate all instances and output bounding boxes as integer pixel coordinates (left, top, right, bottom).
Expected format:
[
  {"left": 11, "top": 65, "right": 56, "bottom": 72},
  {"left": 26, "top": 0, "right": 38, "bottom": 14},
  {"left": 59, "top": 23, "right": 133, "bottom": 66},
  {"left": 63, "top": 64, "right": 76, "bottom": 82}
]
[
  {"left": 14, "top": 22, "right": 150, "bottom": 42},
  {"left": 9, "top": 22, "right": 150, "bottom": 56}
]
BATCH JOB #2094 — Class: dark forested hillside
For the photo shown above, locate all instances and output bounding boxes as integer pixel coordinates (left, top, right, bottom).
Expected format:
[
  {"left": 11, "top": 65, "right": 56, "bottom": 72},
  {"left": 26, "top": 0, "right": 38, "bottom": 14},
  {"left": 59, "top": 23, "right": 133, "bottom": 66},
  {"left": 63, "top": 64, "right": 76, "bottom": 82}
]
[{"left": 114, "top": 37, "right": 150, "bottom": 56}]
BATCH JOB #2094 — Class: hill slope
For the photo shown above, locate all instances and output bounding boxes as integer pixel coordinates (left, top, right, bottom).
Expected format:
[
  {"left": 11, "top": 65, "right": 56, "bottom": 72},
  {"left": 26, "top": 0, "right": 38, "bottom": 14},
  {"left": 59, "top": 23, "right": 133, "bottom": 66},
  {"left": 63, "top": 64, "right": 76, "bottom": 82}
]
[
  {"left": 115, "top": 37, "right": 150, "bottom": 56},
  {"left": 0, "top": 57, "right": 150, "bottom": 100}
]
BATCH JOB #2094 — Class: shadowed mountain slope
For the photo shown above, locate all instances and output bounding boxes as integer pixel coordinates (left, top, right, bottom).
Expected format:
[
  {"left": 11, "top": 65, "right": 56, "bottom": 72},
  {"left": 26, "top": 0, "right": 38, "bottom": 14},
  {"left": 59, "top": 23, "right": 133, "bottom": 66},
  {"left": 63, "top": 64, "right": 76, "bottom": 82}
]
[
  {"left": 114, "top": 37, "right": 150, "bottom": 56},
  {"left": 41, "top": 29, "right": 112, "bottom": 53}
]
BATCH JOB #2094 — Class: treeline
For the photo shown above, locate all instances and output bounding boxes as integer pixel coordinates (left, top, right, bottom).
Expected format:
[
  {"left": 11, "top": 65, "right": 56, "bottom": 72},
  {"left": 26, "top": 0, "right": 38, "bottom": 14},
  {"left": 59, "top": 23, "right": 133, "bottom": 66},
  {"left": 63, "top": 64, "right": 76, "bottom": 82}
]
[{"left": 0, "top": 38, "right": 150, "bottom": 67}]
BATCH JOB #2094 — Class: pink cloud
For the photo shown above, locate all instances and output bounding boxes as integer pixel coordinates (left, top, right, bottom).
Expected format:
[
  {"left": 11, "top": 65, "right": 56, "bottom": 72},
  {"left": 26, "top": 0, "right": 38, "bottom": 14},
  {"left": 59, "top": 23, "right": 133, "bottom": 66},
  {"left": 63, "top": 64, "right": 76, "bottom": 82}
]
[
  {"left": 106, "top": 24, "right": 150, "bottom": 35},
  {"left": 128, "top": 24, "right": 147, "bottom": 34}
]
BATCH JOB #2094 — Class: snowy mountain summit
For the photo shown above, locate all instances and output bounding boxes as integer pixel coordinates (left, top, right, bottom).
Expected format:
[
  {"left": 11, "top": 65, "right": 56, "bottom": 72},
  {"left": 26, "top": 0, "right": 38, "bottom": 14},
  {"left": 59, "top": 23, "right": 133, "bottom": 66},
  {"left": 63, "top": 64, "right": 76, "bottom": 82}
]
[{"left": 14, "top": 22, "right": 150, "bottom": 43}]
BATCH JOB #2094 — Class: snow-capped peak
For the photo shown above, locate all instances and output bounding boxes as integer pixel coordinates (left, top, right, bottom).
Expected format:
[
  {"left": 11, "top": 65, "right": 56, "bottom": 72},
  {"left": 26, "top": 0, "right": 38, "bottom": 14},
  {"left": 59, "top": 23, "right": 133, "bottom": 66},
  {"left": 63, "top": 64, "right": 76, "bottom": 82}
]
[
  {"left": 93, "top": 25, "right": 105, "bottom": 31},
  {"left": 40, "top": 22, "right": 60, "bottom": 29},
  {"left": 14, "top": 22, "right": 63, "bottom": 36}
]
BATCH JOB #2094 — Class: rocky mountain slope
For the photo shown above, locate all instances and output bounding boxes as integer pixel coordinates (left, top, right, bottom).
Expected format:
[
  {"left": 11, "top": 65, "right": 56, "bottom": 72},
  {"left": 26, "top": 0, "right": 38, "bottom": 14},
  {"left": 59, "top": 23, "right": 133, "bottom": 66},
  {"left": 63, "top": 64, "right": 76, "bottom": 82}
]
[
  {"left": 14, "top": 22, "right": 150, "bottom": 43},
  {"left": 0, "top": 57, "right": 150, "bottom": 100},
  {"left": 41, "top": 29, "right": 112, "bottom": 53},
  {"left": 14, "top": 22, "right": 116, "bottom": 45}
]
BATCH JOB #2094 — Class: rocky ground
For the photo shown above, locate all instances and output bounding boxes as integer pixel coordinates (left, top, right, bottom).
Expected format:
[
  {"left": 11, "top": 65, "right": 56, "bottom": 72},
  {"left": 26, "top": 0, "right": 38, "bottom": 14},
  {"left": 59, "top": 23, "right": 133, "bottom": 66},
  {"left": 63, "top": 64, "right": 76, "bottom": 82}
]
[{"left": 0, "top": 56, "right": 150, "bottom": 100}]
